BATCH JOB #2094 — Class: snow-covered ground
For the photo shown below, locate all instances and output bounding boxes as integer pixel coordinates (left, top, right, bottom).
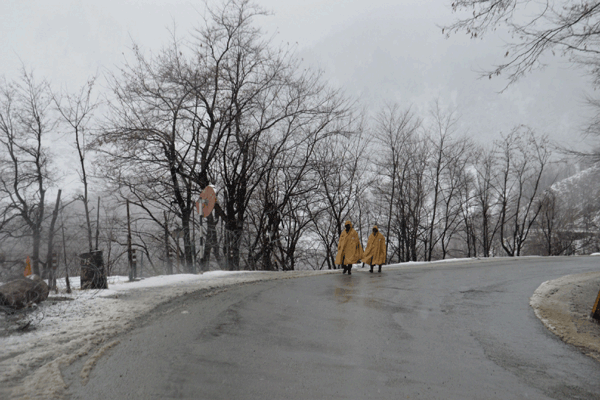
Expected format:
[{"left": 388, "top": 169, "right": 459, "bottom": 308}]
[
  {"left": 0, "top": 258, "right": 483, "bottom": 399},
  {"left": 529, "top": 271, "right": 600, "bottom": 362}
]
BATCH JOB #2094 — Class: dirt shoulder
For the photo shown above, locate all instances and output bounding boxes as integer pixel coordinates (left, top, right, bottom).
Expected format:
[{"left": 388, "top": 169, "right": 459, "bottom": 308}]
[{"left": 530, "top": 271, "right": 600, "bottom": 363}]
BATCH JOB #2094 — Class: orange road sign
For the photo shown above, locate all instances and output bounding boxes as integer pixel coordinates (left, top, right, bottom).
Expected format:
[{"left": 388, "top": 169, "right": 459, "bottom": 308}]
[
  {"left": 592, "top": 286, "right": 600, "bottom": 321},
  {"left": 198, "top": 186, "right": 216, "bottom": 218},
  {"left": 24, "top": 256, "right": 31, "bottom": 276}
]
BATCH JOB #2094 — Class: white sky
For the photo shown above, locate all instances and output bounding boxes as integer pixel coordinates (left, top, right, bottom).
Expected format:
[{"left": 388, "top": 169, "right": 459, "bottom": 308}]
[{"left": 0, "top": 0, "right": 594, "bottom": 150}]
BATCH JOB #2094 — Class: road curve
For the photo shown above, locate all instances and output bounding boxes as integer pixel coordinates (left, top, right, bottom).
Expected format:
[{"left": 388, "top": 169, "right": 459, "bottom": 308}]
[{"left": 64, "top": 257, "right": 600, "bottom": 400}]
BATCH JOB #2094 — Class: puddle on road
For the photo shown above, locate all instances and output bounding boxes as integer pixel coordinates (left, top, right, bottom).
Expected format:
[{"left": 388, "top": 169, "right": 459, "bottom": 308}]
[{"left": 334, "top": 277, "right": 356, "bottom": 304}]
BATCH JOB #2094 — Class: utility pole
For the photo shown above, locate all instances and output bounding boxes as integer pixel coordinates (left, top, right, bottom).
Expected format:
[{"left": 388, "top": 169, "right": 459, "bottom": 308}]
[
  {"left": 60, "top": 210, "right": 71, "bottom": 294},
  {"left": 164, "top": 211, "right": 172, "bottom": 275}
]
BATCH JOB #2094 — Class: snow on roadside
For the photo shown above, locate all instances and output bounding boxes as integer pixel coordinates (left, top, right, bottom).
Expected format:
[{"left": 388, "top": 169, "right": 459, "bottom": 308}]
[
  {"left": 1, "top": 270, "right": 334, "bottom": 400},
  {"left": 530, "top": 271, "right": 600, "bottom": 363}
]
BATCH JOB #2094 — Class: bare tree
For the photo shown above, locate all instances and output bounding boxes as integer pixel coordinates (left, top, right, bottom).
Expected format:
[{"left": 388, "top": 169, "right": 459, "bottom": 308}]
[
  {"left": 455, "top": 155, "right": 479, "bottom": 257},
  {"left": 214, "top": 53, "right": 351, "bottom": 270},
  {"left": 437, "top": 136, "right": 475, "bottom": 259},
  {"left": 54, "top": 78, "right": 100, "bottom": 253},
  {"left": 472, "top": 146, "right": 501, "bottom": 257},
  {"left": 99, "top": 0, "right": 355, "bottom": 273},
  {"left": 45, "top": 189, "right": 61, "bottom": 290},
  {"left": 372, "top": 103, "right": 422, "bottom": 261},
  {"left": 424, "top": 102, "right": 463, "bottom": 261},
  {"left": 445, "top": 0, "right": 600, "bottom": 86},
  {"left": 0, "top": 69, "right": 57, "bottom": 275},
  {"left": 309, "top": 130, "right": 369, "bottom": 269},
  {"left": 379, "top": 124, "right": 430, "bottom": 263},
  {"left": 245, "top": 104, "right": 353, "bottom": 271},
  {"left": 496, "top": 126, "right": 551, "bottom": 256},
  {"left": 99, "top": 7, "right": 241, "bottom": 272}
]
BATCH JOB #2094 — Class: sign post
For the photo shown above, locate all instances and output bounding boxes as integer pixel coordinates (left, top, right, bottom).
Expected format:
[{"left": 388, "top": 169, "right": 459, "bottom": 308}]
[
  {"left": 132, "top": 249, "right": 137, "bottom": 280},
  {"left": 197, "top": 186, "right": 216, "bottom": 272}
]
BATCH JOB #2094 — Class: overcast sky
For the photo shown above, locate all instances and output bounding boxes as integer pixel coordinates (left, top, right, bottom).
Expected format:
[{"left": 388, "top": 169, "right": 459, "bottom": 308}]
[{"left": 0, "top": 0, "right": 594, "bottom": 149}]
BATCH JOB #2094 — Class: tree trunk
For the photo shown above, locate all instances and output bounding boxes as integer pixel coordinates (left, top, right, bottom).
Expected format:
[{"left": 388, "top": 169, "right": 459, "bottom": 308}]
[
  {"left": 45, "top": 189, "right": 61, "bottom": 290},
  {"left": 181, "top": 209, "right": 195, "bottom": 273},
  {"left": 164, "top": 211, "right": 173, "bottom": 275},
  {"left": 200, "top": 214, "right": 220, "bottom": 270}
]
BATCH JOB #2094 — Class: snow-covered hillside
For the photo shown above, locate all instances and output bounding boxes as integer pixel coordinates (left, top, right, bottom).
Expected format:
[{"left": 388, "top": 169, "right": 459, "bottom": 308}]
[
  {"left": 540, "top": 163, "right": 600, "bottom": 255},
  {"left": 550, "top": 163, "right": 600, "bottom": 227}
]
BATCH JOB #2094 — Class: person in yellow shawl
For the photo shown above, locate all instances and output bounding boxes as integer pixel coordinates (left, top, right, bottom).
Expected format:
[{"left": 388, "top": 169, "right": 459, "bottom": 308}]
[
  {"left": 335, "top": 220, "right": 363, "bottom": 275},
  {"left": 362, "top": 225, "right": 386, "bottom": 273}
]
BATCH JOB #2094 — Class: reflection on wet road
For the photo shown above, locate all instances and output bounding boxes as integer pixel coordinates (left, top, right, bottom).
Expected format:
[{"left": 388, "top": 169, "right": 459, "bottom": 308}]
[{"left": 334, "top": 275, "right": 356, "bottom": 303}]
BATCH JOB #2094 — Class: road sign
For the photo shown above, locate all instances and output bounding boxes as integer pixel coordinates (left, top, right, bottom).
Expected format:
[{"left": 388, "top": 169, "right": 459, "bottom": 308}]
[
  {"left": 197, "top": 186, "right": 216, "bottom": 218},
  {"left": 592, "top": 287, "right": 600, "bottom": 321},
  {"left": 24, "top": 256, "right": 31, "bottom": 277}
]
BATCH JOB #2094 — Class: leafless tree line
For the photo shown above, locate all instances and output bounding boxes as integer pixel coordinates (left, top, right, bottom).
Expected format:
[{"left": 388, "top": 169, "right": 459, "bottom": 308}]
[{"left": 350, "top": 102, "right": 587, "bottom": 264}]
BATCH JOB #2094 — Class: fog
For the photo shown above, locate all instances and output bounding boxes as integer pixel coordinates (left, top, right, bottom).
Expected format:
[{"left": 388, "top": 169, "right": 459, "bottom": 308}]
[{"left": 0, "top": 0, "right": 593, "bottom": 148}]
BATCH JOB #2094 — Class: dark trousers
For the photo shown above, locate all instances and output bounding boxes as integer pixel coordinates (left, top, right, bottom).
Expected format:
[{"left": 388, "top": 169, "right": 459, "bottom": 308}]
[{"left": 369, "top": 264, "right": 382, "bottom": 273}]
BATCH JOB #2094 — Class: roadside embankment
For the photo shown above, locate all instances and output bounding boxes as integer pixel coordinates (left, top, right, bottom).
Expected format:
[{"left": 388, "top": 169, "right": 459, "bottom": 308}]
[{"left": 530, "top": 271, "right": 600, "bottom": 362}]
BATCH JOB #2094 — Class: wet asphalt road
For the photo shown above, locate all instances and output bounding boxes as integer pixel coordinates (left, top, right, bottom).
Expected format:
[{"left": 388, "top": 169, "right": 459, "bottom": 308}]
[{"left": 64, "top": 257, "right": 600, "bottom": 399}]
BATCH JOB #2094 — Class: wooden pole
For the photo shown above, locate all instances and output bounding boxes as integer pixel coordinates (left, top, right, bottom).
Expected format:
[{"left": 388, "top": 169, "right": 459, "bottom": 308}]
[
  {"left": 127, "top": 199, "right": 133, "bottom": 281},
  {"left": 164, "top": 211, "right": 172, "bottom": 275},
  {"left": 46, "top": 189, "right": 62, "bottom": 290},
  {"left": 60, "top": 213, "right": 71, "bottom": 294},
  {"left": 95, "top": 197, "right": 100, "bottom": 250}
]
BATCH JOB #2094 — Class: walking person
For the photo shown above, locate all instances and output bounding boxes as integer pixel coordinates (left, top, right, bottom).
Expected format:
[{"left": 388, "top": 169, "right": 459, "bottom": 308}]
[
  {"left": 335, "top": 220, "right": 363, "bottom": 275},
  {"left": 362, "top": 225, "right": 386, "bottom": 273}
]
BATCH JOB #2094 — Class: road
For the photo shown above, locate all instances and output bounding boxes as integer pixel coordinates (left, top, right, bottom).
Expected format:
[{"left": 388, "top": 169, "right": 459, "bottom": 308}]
[{"left": 64, "top": 257, "right": 600, "bottom": 400}]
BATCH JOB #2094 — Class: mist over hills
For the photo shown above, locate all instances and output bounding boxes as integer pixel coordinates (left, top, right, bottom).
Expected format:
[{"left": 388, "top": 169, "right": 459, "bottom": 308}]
[
  {"left": 551, "top": 163, "right": 600, "bottom": 227},
  {"left": 537, "top": 163, "right": 600, "bottom": 255},
  {"left": 295, "top": 4, "right": 593, "bottom": 148}
]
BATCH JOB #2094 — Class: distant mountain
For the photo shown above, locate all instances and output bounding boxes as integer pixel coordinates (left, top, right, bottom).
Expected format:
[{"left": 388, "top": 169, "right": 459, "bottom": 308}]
[
  {"left": 543, "top": 163, "right": 600, "bottom": 255},
  {"left": 551, "top": 163, "right": 600, "bottom": 223}
]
